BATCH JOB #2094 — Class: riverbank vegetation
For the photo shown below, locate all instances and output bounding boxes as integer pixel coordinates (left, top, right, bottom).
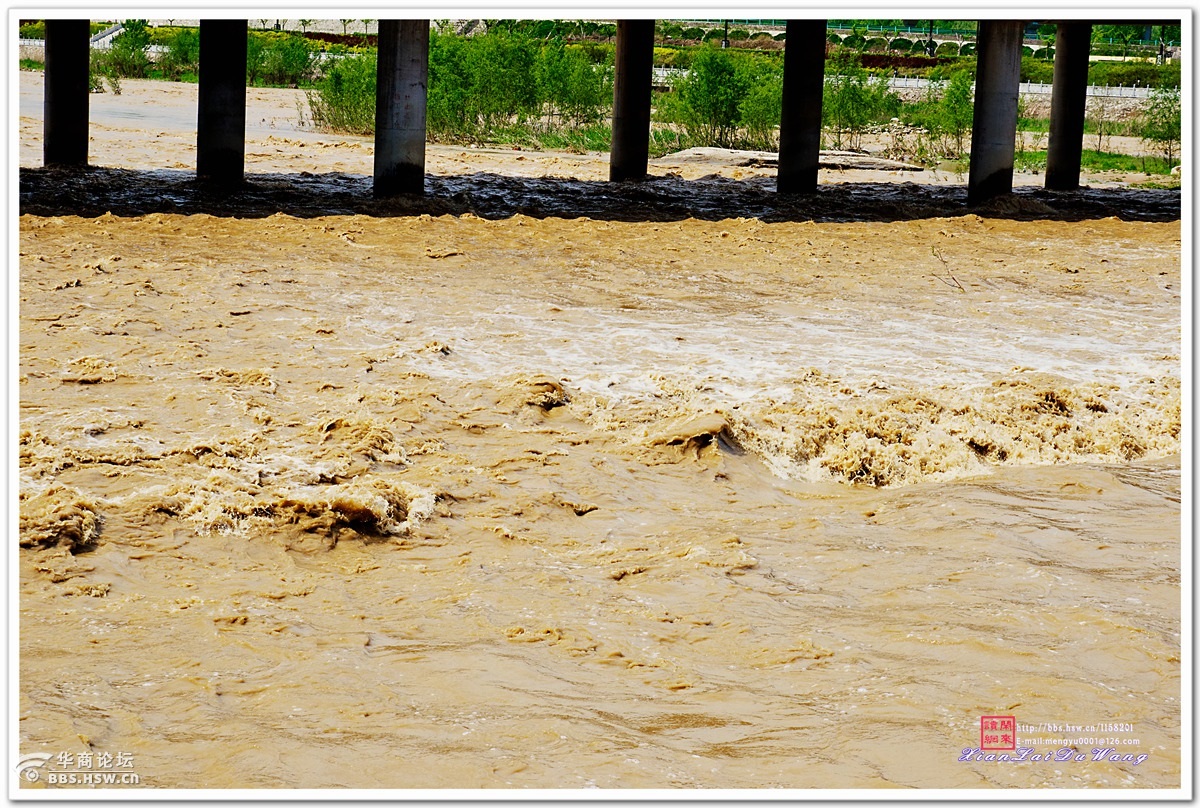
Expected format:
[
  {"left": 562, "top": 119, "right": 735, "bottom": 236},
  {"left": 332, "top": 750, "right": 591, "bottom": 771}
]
[{"left": 19, "top": 19, "right": 1183, "bottom": 171}]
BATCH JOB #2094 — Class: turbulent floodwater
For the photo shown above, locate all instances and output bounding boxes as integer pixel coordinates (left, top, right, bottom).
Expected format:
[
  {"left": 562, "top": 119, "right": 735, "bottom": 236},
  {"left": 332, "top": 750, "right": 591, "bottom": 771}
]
[
  {"left": 17, "top": 70, "right": 1182, "bottom": 792},
  {"left": 18, "top": 207, "right": 1181, "bottom": 791}
]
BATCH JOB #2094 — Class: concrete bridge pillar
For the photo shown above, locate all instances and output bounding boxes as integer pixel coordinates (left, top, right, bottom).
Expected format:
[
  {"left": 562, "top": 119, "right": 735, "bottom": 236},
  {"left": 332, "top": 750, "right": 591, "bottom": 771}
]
[
  {"left": 1045, "top": 22, "right": 1093, "bottom": 190},
  {"left": 197, "top": 20, "right": 248, "bottom": 184},
  {"left": 43, "top": 19, "right": 91, "bottom": 167},
  {"left": 777, "top": 20, "right": 827, "bottom": 194},
  {"left": 374, "top": 20, "right": 430, "bottom": 197},
  {"left": 967, "top": 20, "right": 1025, "bottom": 205},
  {"left": 610, "top": 20, "right": 655, "bottom": 182}
]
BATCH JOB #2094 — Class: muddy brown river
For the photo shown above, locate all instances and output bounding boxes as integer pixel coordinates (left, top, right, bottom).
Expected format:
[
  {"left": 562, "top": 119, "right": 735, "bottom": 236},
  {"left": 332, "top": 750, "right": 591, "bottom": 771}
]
[{"left": 17, "top": 71, "right": 1182, "bottom": 792}]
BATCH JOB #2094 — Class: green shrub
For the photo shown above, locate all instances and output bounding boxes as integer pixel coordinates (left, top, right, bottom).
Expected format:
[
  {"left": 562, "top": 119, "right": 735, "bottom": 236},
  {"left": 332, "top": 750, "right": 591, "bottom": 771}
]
[
  {"left": 102, "top": 19, "right": 151, "bottom": 78},
  {"left": 932, "top": 69, "right": 974, "bottom": 155},
  {"left": 529, "top": 20, "right": 558, "bottom": 39},
  {"left": 538, "top": 40, "right": 612, "bottom": 126},
  {"left": 1019, "top": 56, "right": 1054, "bottom": 83},
  {"left": 681, "top": 27, "right": 704, "bottom": 40},
  {"left": 652, "top": 45, "right": 784, "bottom": 150},
  {"left": 245, "top": 34, "right": 266, "bottom": 85},
  {"left": 306, "top": 50, "right": 377, "bottom": 134},
  {"left": 822, "top": 50, "right": 897, "bottom": 150},
  {"left": 1088, "top": 59, "right": 1179, "bottom": 88},
  {"left": 934, "top": 41, "right": 959, "bottom": 57},
  {"left": 728, "top": 28, "right": 750, "bottom": 41},
  {"left": 889, "top": 37, "right": 912, "bottom": 51},
  {"left": 89, "top": 49, "right": 121, "bottom": 94},
  {"left": 737, "top": 60, "right": 783, "bottom": 149},
  {"left": 260, "top": 33, "right": 318, "bottom": 86},
  {"left": 668, "top": 45, "right": 743, "bottom": 145},
  {"left": 159, "top": 27, "right": 199, "bottom": 80},
  {"left": 467, "top": 32, "right": 538, "bottom": 127},
  {"left": 1138, "top": 86, "right": 1180, "bottom": 167}
]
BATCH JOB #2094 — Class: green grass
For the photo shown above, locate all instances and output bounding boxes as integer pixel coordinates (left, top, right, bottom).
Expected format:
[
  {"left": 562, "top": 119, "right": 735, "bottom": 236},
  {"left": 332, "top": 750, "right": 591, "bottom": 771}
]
[
  {"left": 425, "top": 121, "right": 614, "bottom": 155},
  {"left": 1020, "top": 116, "right": 1140, "bottom": 138},
  {"left": 1015, "top": 148, "right": 1177, "bottom": 175},
  {"left": 1131, "top": 177, "right": 1181, "bottom": 190},
  {"left": 20, "top": 58, "right": 44, "bottom": 71}
]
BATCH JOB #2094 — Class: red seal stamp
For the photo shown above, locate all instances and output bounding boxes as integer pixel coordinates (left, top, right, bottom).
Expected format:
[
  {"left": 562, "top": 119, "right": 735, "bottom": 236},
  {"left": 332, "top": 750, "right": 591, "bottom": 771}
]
[{"left": 980, "top": 715, "right": 1016, "bottom": 750}]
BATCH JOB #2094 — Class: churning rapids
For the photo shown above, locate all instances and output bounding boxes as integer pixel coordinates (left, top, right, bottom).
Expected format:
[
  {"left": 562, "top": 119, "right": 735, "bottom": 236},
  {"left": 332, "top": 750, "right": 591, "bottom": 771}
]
[{"left": 17, "top": 74, "right": 1182, "bottom": 792}]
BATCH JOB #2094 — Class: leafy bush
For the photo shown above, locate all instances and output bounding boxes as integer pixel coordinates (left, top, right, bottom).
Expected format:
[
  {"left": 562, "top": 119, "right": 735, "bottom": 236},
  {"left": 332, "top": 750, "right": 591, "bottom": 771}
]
[
  {"left": 681, "top": 27, "right": 704, "bottom": 40},
  {"left": 927, "top": 60, "right": 975, "bottom": 81},
  {"left": 653, "top": 47, "right": 693, "bottom": 69},
  {"left": 538, "top": 40, "right": 612, "bottom": 126},
  {"left": 822, "top": 51, "right": 897, "bottom": 150},
  {"left": 102, "top": 19, "right": 151, "bottom": 78},
  {"left": 1138, "top": 86, "right": 1180, "bottom": 166},
  {"left": 261, "top": 34, "right": 319, "bottom": 86},
  {"left": 664, "top": 46, "right": 742, "bottom": 145},
  {"left": 1019, "top": 56, "right": 1054, "bottom": 83},
  {"left": 910, "top": 68, "right": 974, "bottom": 156},
  {"left": 158, "top": 27, "right": 199, "bottom": 80},
  {"left": 934, "top": 41, "right": 959, "bottom": 57},
  {"left": 1088, "top": 60, "right": 1180, "bottom": 88},
  {"left": 306, "top": 49, "right": 377, "bottom": 134},
  {"left": 728, "top": 29, "right": 750, "bottom": 41},
  {"left": 529, "top": 20, "right": 558, "bottom": 39},
  {"left": 889, "top": 37, "right": 912, "bottom": 51},
  {"left": 402, "top": 30, "right": 612, "bottom": 142},
  {"left": 653, "top": 45, "right": 784, "bottom": 149},
  {"left": 737, "top": 60, "right": 783, "bottom": 150}
]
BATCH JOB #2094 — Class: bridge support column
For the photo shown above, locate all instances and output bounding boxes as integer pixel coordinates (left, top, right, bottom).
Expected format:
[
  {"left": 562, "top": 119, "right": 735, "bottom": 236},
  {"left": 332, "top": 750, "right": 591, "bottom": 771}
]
[
  {"left": 374, "top": 20, "right": 429, "bottom": 197},
  {"left": 43, "top": 19, "right": 91, "bottom": 167},
  {"left": 967, "top": 20, "right": 1024, "bottom": 205},
  {"left": 197, "top": 20, "right": 247, "bottom": 184},
  {"left": 1045, "top": 22, "right": 1092, "bottom": 190},
  {"left": 777, "top": 20, "right": 826, "bottom": 194},
  {"left": 610, "top": 19, "right": 655, "bottom": 182}
]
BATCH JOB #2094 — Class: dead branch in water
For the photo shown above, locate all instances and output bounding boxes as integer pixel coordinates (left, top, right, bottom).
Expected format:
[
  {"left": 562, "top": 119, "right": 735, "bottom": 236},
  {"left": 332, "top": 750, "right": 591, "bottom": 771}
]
[{"left": 931, "top": 246, "right": 965, "bottom": 292}]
